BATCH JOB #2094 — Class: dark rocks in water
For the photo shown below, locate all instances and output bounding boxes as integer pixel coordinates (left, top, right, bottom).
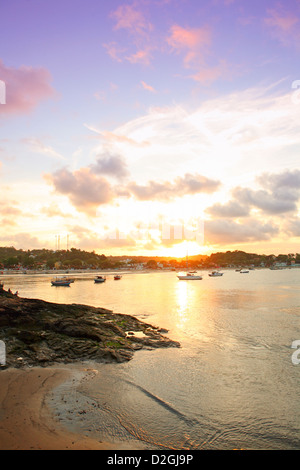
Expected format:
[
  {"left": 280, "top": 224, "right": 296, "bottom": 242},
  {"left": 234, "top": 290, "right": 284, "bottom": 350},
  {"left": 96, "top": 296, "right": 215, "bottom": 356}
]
[{"left": 0, "top": 288, "right": 180, "bottom": 368}]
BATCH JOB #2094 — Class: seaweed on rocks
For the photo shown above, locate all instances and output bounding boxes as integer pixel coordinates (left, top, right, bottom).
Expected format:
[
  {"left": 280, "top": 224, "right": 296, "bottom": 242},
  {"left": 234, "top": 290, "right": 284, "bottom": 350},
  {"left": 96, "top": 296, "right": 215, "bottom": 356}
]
[{"left": 0, "top": 288, "right": 180, "bottom": 368}]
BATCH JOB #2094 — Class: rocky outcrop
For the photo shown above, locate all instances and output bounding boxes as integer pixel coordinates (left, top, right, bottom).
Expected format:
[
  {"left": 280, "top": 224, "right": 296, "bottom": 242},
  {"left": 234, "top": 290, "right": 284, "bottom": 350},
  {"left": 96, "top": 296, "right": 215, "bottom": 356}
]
[{"left": 0, "top": 288, "right": 180, "bottom": 368}]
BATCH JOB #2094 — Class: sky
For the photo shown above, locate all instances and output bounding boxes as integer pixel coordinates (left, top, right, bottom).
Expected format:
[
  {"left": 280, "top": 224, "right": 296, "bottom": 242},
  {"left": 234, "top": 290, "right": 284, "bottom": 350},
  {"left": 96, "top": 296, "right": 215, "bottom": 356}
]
[{"left": 1, "top": 0, "right": 300, "bottom": 257}]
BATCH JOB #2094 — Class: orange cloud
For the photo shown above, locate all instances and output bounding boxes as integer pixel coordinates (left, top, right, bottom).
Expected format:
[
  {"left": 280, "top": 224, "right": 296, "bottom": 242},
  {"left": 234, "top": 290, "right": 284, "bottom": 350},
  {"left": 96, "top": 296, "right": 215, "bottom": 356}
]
[
  {"left": 265, "top": 9, "right": 298, "bottom": 31},
  {"left": 205, "top": 218, "right": 278, "bottom": 245},
  {"left": 84, "top": 124, "right": 150, "bottom": 147},
  {"left": 0, "top": 60, "right": 55, "bottom": 115},
  {"left": 103, "top": 42, "right": 125, "bottom": 62},
  {"left": 0, "top": 232, "right": 45, "bottom": 249},
  {"left": 167, "top": 24, "right": 211, "bottom": 66},
  {"left": 141, "top": 80, "right": 156, "bottom": 93},
  {"left": 1, "top": 218, "right": 18, "bottom": 226},
  {"left": 127, "top": 48, "right": 152, "bottom": 65},
  {"left": 0, "top": 204, "right": 22, "bottom": 216},
  {"left": 21, "top": 137, "right": 65, "bottom": 160},
  {"left": 166, "top": 24, "right": 229, "bottom": 84},
  {"left": 190, "top": 60, "right": 228, "bottom": 84},
  {"left": 46, "top": 168, "right": 114, "bottom": 215},
  {"left": 107, "top": 5, "right": 154, "bottom": 65},
  {"left": 264, "top": 8, "right": 300, "bottom": 46},
  {"left": 128, "top": 173, "right": 221, "bottom": 201},
  {"left": 110, "top": 4, "right": 153, "bottom": 36}
]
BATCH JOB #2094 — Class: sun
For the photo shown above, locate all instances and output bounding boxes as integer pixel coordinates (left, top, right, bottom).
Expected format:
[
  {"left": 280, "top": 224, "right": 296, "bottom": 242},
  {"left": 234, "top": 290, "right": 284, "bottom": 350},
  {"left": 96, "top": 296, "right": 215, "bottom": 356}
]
[{"left": 156, "top": 240, "right": 211, "bottom": 259}]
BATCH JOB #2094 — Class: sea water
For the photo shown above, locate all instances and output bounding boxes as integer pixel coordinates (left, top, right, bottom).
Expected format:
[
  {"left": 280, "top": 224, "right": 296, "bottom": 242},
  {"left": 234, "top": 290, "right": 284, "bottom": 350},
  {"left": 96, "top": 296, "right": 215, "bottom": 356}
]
[{"left": 2, "top": 269, "right": 300, "bottom": 449}]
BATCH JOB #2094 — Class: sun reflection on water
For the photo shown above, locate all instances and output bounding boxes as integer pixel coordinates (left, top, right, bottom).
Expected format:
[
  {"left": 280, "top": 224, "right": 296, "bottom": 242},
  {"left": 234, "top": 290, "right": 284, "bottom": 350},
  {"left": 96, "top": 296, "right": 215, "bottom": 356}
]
[
  {"left": 175, "top": 280, "right": 192, "bottom": 330},
  {"left": 173, "top": 278, "right": 216, "bottom": 347}
]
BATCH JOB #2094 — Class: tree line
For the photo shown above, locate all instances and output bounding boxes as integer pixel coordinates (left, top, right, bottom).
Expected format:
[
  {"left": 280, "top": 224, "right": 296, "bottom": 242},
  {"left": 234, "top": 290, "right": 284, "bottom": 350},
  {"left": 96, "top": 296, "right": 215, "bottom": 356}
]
[
  {"left": 0, "top": 247, "right": 299, "bottom": 270},
  {"left": 0, "top": 247, "right": 113, "bottom": 269}
]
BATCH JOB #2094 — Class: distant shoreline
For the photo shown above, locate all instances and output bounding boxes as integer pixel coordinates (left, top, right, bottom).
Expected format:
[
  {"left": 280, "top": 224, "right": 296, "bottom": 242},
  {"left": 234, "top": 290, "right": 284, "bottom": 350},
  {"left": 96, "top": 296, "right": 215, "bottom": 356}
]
[
  {"left": 1, "top": 265, "right": 299, "bottom": 276},
  {"left": 0, "top": 268, "right": 150, "bottom": 275}
]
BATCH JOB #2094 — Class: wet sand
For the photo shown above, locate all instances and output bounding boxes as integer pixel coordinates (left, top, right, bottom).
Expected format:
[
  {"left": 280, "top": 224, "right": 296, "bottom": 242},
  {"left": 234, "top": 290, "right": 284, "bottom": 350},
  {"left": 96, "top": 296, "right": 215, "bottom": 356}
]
[{"left": 0, "top": 366, "right": 136, "bottom": 450}]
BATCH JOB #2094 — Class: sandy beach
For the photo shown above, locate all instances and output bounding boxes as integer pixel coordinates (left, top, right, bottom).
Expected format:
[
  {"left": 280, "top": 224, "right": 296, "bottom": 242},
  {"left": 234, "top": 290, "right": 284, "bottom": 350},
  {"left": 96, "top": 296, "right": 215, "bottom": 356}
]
[
  {"left": 0, "top": 286, "right": 178, "bottom": 450},
  {"left": 0, "top": 365, "right": 136, "bottom": 450}
]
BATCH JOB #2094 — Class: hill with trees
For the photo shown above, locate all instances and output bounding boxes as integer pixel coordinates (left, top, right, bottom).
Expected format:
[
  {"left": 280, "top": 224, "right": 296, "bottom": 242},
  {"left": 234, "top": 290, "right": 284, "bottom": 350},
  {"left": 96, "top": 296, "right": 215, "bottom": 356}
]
[
  {"left": 0, "top": 247, "right": 299, "bottom": 270},
  {"left": 0, "top": 247, "right": 113, "bottom": 270}
]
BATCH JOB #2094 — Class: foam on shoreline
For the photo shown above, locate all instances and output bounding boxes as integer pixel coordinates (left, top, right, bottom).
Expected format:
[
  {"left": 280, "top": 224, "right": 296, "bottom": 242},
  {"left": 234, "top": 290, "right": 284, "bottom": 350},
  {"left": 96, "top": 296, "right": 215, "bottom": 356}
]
[{"left": 0, "top": 365, "right": 143, "bottom": 450}]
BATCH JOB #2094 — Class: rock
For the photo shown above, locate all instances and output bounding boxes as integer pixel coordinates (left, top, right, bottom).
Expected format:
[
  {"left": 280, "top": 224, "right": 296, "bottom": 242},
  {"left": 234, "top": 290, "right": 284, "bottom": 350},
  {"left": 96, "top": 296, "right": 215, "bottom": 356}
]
[
  {"left": 0, "top": 288, "right": 180, "bottom": 368},
  {"left": 157, "top": 328, "right": 169, "bottom": 334},
  {"left": 16, "top": 330, "right": 45, "bottom": 344}
]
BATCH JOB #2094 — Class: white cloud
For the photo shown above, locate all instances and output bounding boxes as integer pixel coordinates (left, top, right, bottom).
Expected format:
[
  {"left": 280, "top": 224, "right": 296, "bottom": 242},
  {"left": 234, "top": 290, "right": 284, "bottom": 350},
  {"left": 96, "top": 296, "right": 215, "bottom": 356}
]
[
  {"left": 206, "top": 200, "right": 250, "bottom": 218},
  {"left": 128, "top": 173, "right": 220, "bottom": 201},
  {"left": 91, "top": 152, "right": 129, "bottom": 179},
  {"left": 91, "top": 85, "right": 300, "bottom": 190},
  {"left": 21, "top": 138, "right": 65, "bottom": 161},
  {"left": 46, "top": 168, "right": 114, "bottom": 215},
  {"left": 8, "top": 84, "right": 300, "bottom": 253},
  {"left": 205, "top": 218, "right": 278, "bottom": 245}
]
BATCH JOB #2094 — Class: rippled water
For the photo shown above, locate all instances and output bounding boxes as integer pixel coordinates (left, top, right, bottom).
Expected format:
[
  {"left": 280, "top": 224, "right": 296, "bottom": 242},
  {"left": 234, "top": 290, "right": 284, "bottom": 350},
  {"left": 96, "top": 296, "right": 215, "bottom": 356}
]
[{"left": 3, "top": 269, "right": 300, "bottom": 449}]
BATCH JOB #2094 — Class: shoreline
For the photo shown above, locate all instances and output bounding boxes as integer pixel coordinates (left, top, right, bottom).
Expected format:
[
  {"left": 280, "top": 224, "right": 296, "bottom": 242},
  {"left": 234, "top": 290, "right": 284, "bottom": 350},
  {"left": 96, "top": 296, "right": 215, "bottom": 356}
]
[
  {"left": 0, "top": 286, "right": 179, "bottom": 450},
  {"left": 0, "top": 364, "right": 146, "bottom": 450}
]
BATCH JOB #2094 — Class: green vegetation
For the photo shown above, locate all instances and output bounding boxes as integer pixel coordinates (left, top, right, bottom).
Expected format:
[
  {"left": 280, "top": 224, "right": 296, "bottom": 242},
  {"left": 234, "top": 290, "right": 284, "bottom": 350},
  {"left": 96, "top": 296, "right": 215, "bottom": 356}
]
[
  {"left": 0, "top": 246, "right": 299, "bottom": 270},
  {"left": 104, "top": 340, "right": 123, "bottom": 349},
  {"left": 0, "top": 247, "right": 117, "bottom": 270},
  {"left": 202, "top": 251, "right": 299, "bottom": 268}
]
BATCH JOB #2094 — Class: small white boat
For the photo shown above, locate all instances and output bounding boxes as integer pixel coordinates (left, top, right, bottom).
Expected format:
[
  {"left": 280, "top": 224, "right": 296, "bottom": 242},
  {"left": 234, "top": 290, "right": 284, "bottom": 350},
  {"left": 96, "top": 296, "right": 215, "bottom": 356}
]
[
  {"left": 208, "top": 271, "right": 223, "bottom": 277},
  {"left": 177, "top": 249, "right": 202, "bottom": 279},
  {"left": 51, "top": 278, "right": 71, "bottom": 286},
  {"left": 94, "top": 276, "right": 106, "bottom": 283},
  {"left": 240, "top": 270, "right": 249, "bottom": 273},
  {"left": 177, "top": 272, "right": 202, "bottom": 280}
]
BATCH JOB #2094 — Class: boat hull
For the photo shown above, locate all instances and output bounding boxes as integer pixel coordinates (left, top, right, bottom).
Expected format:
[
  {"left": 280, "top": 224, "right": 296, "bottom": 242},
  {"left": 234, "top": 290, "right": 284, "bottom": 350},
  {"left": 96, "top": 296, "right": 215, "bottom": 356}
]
[
  {"left": 177, "top": 275, "right": 202, "bottom": 280},
  {"left": 51, "top": 281, "right": 71, "bottom": 286}
]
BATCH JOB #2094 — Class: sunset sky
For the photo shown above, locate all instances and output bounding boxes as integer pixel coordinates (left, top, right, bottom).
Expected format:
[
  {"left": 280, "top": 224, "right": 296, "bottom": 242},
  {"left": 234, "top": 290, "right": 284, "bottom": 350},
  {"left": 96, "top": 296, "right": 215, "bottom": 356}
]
[{"left": 1, "top": 0, "right": 300, "bottom": 257}]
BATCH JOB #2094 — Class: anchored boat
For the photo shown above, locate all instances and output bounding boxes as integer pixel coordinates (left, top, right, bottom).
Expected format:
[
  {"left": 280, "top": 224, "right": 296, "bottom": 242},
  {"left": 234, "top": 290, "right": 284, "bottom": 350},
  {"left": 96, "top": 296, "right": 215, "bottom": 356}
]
[
  {"left": 177, "top": 250, "right": 202, "bottom": 280},
  {"left": 177, "top": 272, "right": 202, "bottom": 280},
  {"left": 51, "top": 278, "right": 71, "bottom": 286}
]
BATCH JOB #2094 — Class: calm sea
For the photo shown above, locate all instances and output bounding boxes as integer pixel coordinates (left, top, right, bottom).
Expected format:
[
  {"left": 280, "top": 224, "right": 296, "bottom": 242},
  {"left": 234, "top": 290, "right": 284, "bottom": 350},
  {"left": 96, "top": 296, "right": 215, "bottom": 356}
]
[{"left": 2, "top": 269, "right": 300, "bottom": 449}]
